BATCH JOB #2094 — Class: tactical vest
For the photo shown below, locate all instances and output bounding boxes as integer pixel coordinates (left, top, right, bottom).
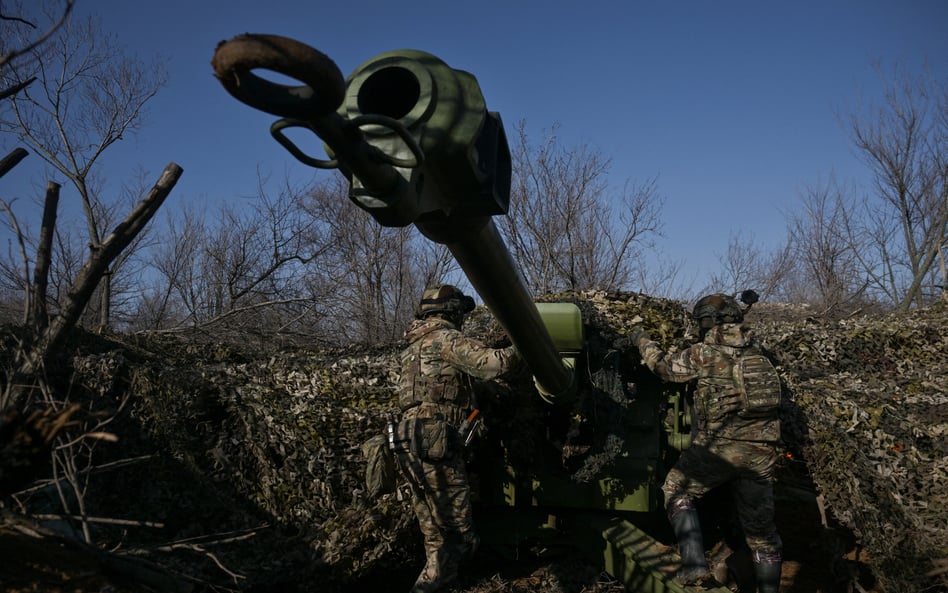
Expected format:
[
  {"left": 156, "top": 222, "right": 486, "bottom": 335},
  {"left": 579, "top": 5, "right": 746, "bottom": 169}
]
[
  {"left": 694, "top": 344, "right": 781, "bottom": 441},
  {"left": 397, "top": 330, "right": 473, "bottom": 411},
  {"left": 732, "top": 347, "right": 782, "bottom": 417}
]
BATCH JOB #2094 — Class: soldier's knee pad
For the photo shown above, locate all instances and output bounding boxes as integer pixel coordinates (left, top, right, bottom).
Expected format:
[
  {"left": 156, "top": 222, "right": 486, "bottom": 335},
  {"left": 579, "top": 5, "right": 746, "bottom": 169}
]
[{"left": 666, "top": 496, "right": 697, "bottom": 521}]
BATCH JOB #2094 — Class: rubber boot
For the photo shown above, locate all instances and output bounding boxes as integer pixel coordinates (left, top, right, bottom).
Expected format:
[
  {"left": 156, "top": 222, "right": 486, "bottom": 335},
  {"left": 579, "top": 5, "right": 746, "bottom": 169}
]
[
  {"left": 754, "top": 559, "right": 782, "bottom": 593},
  {"left": 670, "top": 509, "right": 710, "bottom": 585},
  {"left": 410, "top": 543, "right": 444, "bottom": 593},
  {"left": 409, "top": 542, "right": 461, "bottom": 593},
  {"left": 463, "top": 532, "right": 480, "bottom": 562}
]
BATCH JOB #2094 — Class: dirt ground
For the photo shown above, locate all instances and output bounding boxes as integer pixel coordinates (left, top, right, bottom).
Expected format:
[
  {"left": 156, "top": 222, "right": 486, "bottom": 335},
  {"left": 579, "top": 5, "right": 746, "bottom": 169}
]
[
  {"left": 0, "top": 528, "right": 138, "bottom": 593},
  {"left": 0, "top": 508, "right": 878, "bottom": 593}
]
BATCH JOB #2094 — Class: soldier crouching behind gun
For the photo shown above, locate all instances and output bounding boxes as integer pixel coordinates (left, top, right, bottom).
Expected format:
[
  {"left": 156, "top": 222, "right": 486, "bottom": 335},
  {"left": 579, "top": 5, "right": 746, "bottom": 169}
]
[
  {"left": 631, "top": 292, "right": 783, "bottom": 593},
  {"left": 392, "top": 284, "right": 522, "bottom": 593}
]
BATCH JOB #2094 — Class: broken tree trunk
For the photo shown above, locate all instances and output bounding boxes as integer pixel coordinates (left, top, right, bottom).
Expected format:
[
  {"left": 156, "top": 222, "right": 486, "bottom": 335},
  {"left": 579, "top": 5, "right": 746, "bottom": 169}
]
[
  {"left": 2, "top": 162, "right": 183, "bottom": 412},
  {"left": 29, "top": 182, "right": 60, "bottom": 332},
  {"left": 0, "top": 147, "right": 29, "bottom": 178}
]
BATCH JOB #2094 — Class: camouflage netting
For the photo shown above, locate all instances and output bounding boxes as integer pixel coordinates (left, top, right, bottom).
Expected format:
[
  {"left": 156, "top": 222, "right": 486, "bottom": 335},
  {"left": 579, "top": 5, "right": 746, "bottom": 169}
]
[
  {"left": 113, "top": 343, "right": 419, "bottom": 587},
  {"left": 14, "top": 291, "right": 947, "bottom": 592},
  {"left": 751, "top": 301, "right": 948, "bottom": 593}
]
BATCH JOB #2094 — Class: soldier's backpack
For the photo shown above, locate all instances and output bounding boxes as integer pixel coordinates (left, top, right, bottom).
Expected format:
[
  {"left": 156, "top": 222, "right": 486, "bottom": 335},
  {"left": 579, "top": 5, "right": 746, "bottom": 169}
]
[
  {"left": 733, "top": 347, "right": 782, "bottom": 417},
  {"left": 361, "top": 433, "right": 396, "bottom": 499}
]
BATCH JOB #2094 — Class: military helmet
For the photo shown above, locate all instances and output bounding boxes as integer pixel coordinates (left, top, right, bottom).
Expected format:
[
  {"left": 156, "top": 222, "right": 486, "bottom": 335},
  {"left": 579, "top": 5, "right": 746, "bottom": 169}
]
[
  {"left": 415, "top": 284, "right": 475, "bottom": 319},
  {"left": 692, "top": 293, "right": 744, "bottom": 328}
]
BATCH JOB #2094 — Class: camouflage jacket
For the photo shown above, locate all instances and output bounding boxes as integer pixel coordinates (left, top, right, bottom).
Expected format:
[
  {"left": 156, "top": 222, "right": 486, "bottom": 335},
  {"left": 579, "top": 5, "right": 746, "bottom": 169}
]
[
  {"left": 636, "top": 323, "right": 780, "bottom": 443},
  {"left": 397, "top": 316, "right": 520, "bottom": 419}
]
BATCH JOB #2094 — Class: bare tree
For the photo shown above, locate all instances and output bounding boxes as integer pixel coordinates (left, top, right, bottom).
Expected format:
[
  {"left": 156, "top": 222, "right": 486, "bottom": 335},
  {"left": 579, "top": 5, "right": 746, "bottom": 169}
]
[
  {"left": 632, "top": 254, "right": 692, "bottom": 300},
  {"left": 781, "top": 177, "right": 869, "bottom": 313},
  {"left": 139, "top": 172, "right": 326, "bottom": 346},
  {"left": 499, "top": 121, "right": 664, "bottom": 294},
  {"left": 847, "top": 62, "right": 947, "bottom": 309},
  {"left": 706, "top": 231, "right": 794, "bottom": 302},
  {"left": 131, "top": 207, "right": 205, "bottom": 331},
  {"left": 0, "top": 0, "right": 74, "bottom": 99},
  {"left": 0, "top": 3, "right": 167, "bottom": 329},
  {"left": 0, "top": 5, "right": 187, "bottom": 553},
  {"left": 304, "top": 177, "right": 459, "bottom": 345}
]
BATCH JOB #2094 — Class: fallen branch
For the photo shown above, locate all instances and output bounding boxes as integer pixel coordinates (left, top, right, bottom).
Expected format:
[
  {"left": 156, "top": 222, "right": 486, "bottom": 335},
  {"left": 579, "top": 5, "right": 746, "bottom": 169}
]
[
  {"left": 9, "top": 453, "right": 155, "bottom": 498},
  {"left": 119, "top": 526, "right": 268, "bottom": 558},
  {"left": 121, "top": 527, "right": 267, "bottom": 586},
  {"left": 30, "top": 514, "right": 164, "bottom": 528},
  {"left": 926, "top": 557, "right": 948, "bottom": 578},
  {"left": 1, "top": 508, "right": 193, "bottom": 592}
]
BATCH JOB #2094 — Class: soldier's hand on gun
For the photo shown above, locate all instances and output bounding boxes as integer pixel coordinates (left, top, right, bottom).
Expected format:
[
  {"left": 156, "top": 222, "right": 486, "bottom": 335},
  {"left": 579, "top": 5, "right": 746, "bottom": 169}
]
[{"left": 629, "top": 316, "right": 650, "bottom": 348}]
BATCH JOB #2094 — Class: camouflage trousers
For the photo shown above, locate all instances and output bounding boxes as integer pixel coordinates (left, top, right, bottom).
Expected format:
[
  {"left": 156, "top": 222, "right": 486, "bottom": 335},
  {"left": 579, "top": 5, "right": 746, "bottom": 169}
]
[
  {"left": 663, "top": 438, "right": 782, "bottom": 556},
  {"left": 394, "top": 430, "right": 475, "bottom": 556}
]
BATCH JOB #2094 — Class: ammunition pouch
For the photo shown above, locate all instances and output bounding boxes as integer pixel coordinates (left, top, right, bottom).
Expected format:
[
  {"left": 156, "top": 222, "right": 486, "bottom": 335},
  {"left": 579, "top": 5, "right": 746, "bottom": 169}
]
[
  {"left": 399, "top": 375, "right": 462, "bottom": 410},
  {"left": 388, "top": 417, "right": 457, "bottom": 461},
  {"left": 361, "top": 433, "right": 397, "bottom": 499},
  {"left": 697, "top": 348, "right": 781, "bottom": 424},
  {"left": 703, "top": 388, "right": 744, "bottom": 422},
  {"left": 733, "top": 350, "right": 782, "bottom": 418}
]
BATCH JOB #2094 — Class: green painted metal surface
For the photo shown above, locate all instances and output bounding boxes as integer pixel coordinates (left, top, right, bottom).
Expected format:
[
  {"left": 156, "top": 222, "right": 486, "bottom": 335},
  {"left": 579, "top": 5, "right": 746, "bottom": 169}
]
[
  {"left": 580, "top": 514, "right": 733, "bottom": 593},
  {"left": 340, "top": 49, "right": 511, "bottom": 227},
  {"left": 479, "top": 462, "right": 659, "bottom": 512},
  {"left": 536, "top": 302, "right": 585, "bottom": 353}
]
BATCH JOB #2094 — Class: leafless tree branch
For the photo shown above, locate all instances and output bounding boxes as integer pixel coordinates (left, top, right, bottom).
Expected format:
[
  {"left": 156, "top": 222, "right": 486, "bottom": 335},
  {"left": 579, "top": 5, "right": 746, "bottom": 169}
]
[{"left": 0, "top": 0, "right": 75, "bottom": 70}]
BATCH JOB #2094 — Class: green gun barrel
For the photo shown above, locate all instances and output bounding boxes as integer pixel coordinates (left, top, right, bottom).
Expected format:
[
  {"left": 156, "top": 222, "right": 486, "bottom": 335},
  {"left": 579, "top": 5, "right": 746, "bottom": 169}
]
[{"left": 213, "top": 36, "right": 574, "bottom": 401}]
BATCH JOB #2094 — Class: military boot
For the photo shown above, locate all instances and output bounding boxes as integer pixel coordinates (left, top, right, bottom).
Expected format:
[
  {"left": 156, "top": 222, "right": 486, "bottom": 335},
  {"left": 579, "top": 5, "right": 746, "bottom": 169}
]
[
  {"left": 670, "top": 509, "right": 710, "bottom": 585},
  {"left": 463, "top": 532, "right": 480, "bottom": 562},
  {"left": 410, "top": 543, "right": 461, "bottom": 593},
  {"left": 753, "top": 559, "right": 782, "bottom": 593}
]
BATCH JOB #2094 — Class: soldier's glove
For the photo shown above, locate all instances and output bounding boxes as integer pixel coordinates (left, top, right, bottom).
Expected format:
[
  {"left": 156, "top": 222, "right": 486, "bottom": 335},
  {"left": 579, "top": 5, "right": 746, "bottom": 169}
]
[
  {"left": 508, "top": 344, "right": 523, "bottom": 366},
  {"left": 629, "top": 315, "right": 650, "bottom": 348},
  {"left": 504, "top": 345, "right": 530, "bottom": 381},
  {"left": 630, "top": 328, "right": 650, "bottom": 349}
]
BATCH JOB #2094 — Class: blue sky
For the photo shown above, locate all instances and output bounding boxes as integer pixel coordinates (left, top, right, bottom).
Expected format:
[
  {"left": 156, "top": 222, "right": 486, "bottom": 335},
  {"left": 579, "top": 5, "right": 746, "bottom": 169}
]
[{"left": 2, "top": 0, "right": 946, "bottom": 295}]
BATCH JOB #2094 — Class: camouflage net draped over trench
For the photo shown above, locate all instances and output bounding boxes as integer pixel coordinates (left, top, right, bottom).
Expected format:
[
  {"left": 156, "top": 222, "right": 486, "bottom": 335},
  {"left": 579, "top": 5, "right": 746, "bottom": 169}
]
[
  {"left": 59, "top": 292, "right": 948, "bottom": 592},
  {"left": 120, "top": 343, "right": 418, "bottom": 583},
  {"left": 752, "top": 302, "right": 947, "bottom": 593}
]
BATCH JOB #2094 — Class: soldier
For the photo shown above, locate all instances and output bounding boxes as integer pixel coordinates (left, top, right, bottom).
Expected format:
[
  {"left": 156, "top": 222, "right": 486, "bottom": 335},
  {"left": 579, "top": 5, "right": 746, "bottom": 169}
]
[
  {"left": 631, "top": 292, "right": 783, "bottom": 593},
  {"left": 393, "top": 284, "right": 522, "bottom": 593}
]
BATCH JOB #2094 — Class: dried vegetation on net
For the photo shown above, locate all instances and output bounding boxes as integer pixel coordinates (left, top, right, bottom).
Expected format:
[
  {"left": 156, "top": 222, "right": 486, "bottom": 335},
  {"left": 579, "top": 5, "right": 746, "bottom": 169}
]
[{"left": 752, "top": 301, "right": 947, "bottom": 593}]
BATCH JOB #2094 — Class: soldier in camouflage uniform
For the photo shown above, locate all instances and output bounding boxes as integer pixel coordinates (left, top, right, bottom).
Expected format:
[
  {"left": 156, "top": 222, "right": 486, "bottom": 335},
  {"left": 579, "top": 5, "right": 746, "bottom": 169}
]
[
  {"left": 394, "top": 284, "right": 522, "bottom": 593},
  {"left": 631, "top": 293, "right": 783, "bottom": 593}
]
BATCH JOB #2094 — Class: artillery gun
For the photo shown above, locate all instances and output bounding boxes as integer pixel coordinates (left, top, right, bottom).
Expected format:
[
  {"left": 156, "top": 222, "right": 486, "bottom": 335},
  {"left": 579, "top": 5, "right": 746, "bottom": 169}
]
[{"left": 212, "top": 35, "right": 732, "bottom": 593}]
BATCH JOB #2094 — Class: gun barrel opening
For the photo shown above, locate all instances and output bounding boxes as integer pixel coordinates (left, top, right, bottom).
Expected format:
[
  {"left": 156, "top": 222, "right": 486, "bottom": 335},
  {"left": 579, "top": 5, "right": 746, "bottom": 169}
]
[{"left": 357, "top": 67, "right": 421, "bottom": 120}]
